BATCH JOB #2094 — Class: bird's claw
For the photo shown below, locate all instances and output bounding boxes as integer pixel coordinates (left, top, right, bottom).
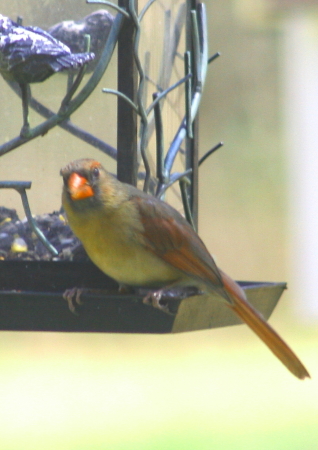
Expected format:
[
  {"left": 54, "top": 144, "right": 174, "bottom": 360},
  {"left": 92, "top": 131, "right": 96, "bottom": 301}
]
[
  {"left": 63, "top": 287, "right": 84, "bottom": 315},
  {"left": 143, "top": 286, "right": 202, "bottom": 315},
  {"left": 143, "top": 289, "right": 176, "bottom": 315}
]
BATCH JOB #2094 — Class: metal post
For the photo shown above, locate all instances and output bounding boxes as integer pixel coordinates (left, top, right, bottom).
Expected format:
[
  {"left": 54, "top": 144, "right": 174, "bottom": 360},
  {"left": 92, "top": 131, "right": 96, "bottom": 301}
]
[
  {"left": 186, "top": 0, "right": 199, "bottom": 229},
  {"left": 117, "top": 0, "right": 138, "bottom": 186}
]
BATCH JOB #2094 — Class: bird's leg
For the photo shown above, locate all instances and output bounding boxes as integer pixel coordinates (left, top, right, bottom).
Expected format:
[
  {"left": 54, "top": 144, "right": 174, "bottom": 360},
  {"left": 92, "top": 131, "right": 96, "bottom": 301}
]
[
  {"left": 143, "top": 286, "right": 202, "bottom": 315},
  {"left": 19, "top": 83, "right": 31, "bottom": 138}
]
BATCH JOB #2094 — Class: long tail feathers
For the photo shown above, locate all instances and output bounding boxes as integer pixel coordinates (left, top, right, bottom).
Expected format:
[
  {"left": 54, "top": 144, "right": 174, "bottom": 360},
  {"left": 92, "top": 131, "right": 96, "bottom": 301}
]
[{"left": 219, "top": 270, "right": 310, "bottom": 380}]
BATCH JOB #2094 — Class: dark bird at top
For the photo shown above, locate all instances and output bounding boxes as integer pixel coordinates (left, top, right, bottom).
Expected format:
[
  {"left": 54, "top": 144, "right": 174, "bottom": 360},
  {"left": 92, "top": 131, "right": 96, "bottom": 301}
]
[
  {"left": 48, "top": 9, "right": 114, "bottom": 72},
  {"left": 0, "top": 14, "right": 95, "bottom": 136}
]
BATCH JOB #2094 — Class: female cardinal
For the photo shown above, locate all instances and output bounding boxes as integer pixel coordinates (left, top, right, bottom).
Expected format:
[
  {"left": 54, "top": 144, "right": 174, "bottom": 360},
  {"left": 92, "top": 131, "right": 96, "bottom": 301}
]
[{"left": 61, "top": 158, "right": 310, "bottom": 379}]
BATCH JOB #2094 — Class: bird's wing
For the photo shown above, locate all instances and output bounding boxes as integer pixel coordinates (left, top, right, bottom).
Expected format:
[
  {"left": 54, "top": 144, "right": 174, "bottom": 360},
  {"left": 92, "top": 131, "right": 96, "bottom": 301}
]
[
  {"left": 132, "top": 195, "right": 310, "bottom": 379},
  {"left": 131, "top": 195, "right": 224, "bottom": 290},
  {"left": 0, "top": 30, "right": 68, "bottom": 68},
  {"left": 24, "top": 26, "right": 71, "bottom": 55}
]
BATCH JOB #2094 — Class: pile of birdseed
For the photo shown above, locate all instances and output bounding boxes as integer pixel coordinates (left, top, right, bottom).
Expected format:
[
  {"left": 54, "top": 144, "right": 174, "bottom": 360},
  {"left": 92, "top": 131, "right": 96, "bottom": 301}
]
[{"left": 0, "top": 206, "right": 88, "bottom": 261}]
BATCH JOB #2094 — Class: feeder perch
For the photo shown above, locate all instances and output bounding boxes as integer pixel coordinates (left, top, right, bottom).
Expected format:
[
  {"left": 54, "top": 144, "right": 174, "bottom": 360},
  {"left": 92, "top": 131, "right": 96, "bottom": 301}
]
[{"left": 0, "top": 0, "right": 287, "bottom": 334}]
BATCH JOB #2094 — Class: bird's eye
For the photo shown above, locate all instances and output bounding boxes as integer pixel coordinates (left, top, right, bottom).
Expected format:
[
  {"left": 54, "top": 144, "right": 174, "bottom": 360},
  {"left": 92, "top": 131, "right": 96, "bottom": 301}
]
[{"left": 92, "top": 167, "right": 100, "bottom": 179}]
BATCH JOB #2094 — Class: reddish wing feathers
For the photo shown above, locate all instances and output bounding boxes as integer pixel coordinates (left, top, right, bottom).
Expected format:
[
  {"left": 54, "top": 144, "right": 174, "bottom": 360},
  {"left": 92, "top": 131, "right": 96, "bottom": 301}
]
[
  {"left": 132, "top": 194, "right": 310, "bottom": 379},
  {"left": 132, "top": 195, "right": 223, "bottom": 289}
]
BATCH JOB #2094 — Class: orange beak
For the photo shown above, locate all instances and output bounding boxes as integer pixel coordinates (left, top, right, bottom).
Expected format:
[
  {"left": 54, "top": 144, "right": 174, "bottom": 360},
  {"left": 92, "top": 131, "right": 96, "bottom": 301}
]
[{"left": 67, "top": 173, "right": 94, "bottom": 201}]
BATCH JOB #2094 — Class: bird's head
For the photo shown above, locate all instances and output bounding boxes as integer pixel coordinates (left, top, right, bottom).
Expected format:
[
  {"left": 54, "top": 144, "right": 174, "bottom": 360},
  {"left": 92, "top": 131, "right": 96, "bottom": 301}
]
[{"left": 61, "top": 158, "right": 123, "bottom": 213}]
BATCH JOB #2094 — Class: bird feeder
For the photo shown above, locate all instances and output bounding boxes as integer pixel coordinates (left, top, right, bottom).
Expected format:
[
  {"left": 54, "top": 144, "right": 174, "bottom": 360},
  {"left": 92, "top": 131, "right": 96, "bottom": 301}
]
[{"left": 0, "top": 0, "right": 286, "bottom": 333}]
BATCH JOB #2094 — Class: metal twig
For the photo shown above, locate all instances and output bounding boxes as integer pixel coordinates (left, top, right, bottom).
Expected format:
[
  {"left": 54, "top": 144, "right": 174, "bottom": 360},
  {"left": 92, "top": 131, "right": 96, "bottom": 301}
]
[
  {"left": 188, "top": 4, "right": 208, "bottom": 124},
  {"left": 199, "top": 142, "right": 223, "bottom": 167},
  {"left": 197, "top": 3, "right": 208, "bottom": 88},
  {"left": 66, "top": 13, "right": 125, "bottom": 112},
  {"left": 208, "top": 51, "right": 221, "bottom": 64},
  {"left": 160, "top": 9, "right": 171, "bottom": 88},
  {"left": 60, "top": 66, "right": 88, "bottom": 113},
  {"left": 143, "top": 3, "right": 186, "bottom": 151},
  {"left": 146, "top": 74, "right": 192, "bottom": 116},
  {"left": 164, "top": 117, "right": 187, "bottom": 176},
  {"left": 86, "top": 0, "right": 130, "bottom": 18},
  {"left": 102, "top": 88, "right": 139, "bottom": 113},
  {"left": 156, "top": 168, "right": 192, "bottom": 198},
  {"left": 191, "top": 9, "right": 201, "bottom": 86},
  {"left": 139, "top": 0, "right": 156, "bottom": 22},
  {"left": 157, "top": 4, "right": 186, "bottom": 94},
  {"left": 184, "top": 51, "right": 192, "bottom": 138},
  {"left": 142, "top": 51, "right": 151, "bottom": 107},
  {"left": 0, "top": 181, "right": 58, "bottom": 256},
  {"left": 128, "top": 0, "right": 152, "bottom": 192},
  {"left": 179, "top": 176, "right": 196, "bottom": 230},
  {"left": 67, "top": 73, "right": 75, "bottom": 94},
  {"left": 163, "top": 3, "right": 208, "bottom": 178},
  {"left": 0, "top": 12, "right": 124, "bottom": 157},
  {"left": 60, "top": 35, "right": 92, "bottom": 111},
  {"left": 4, "top": 82, "right": 117, "bottom": 159},
  {"left": 152, "top": 93, "right": 166, "bottom": 196}
]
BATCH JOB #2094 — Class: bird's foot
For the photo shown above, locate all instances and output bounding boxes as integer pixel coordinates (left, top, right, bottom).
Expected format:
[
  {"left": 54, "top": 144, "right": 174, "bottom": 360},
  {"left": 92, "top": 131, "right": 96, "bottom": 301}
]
[
  {"left": 63, "top": 287, "right": 85, "bottom": 315},
  {"left": 63, "top": 287, "right": 120, "bottom": 314},
  {"left": 143, "top": 289, "right": 178, "bottom": 315},
  {"left": 143, "top": 286, "right": 202, "bottom": 315}
]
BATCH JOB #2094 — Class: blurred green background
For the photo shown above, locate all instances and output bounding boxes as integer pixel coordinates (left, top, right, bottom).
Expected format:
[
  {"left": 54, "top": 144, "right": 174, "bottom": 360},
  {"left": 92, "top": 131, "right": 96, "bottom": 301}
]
[{"left": 0, "top": 1, "right": 317, "bottom": 449}]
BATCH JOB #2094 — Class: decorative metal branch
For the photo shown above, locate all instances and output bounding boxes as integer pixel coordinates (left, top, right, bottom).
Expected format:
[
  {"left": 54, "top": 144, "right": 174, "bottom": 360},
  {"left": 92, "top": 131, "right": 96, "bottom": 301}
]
[
  {"left": 5, "top": 81, "right": 117, "bottom": 159},
  {"left": 128, "top": 0, "right": 152, "bottom": 192},
  {"left": 0, "top": 181, "right": 58, "bottom": 256},
  {"left": 1, "top": 1, "right": 222, "bottom": 250},
  {"left": 86, "top": 0, "right": 130, "bottom": 18},
  {"left": 199, "top": 142, "right": 223, "bottom": 166},
  {"left": 0, "top": 12, "right": 124, "bottom": 156},
  {"left": 163, "top": 4, "right": 208, "bottom": 179}
]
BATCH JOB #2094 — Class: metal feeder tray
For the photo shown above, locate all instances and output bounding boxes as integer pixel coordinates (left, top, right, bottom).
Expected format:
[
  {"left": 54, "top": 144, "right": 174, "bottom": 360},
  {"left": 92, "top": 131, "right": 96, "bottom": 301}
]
[{"left": 0, "top": 259, "right": 286, "bottom": 333}]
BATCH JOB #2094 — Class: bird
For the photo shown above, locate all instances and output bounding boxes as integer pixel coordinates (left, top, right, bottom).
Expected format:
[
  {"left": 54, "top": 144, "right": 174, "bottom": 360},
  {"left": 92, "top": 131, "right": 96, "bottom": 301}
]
[
  {"left": 61, "top": 158, "right": 310, "bottom": 380},
  {"left": 48, "top": 9, "right": 114, "bottom": 73},
  {"left": 0, "top": 14, "right": 95, "bottom": 136}
]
